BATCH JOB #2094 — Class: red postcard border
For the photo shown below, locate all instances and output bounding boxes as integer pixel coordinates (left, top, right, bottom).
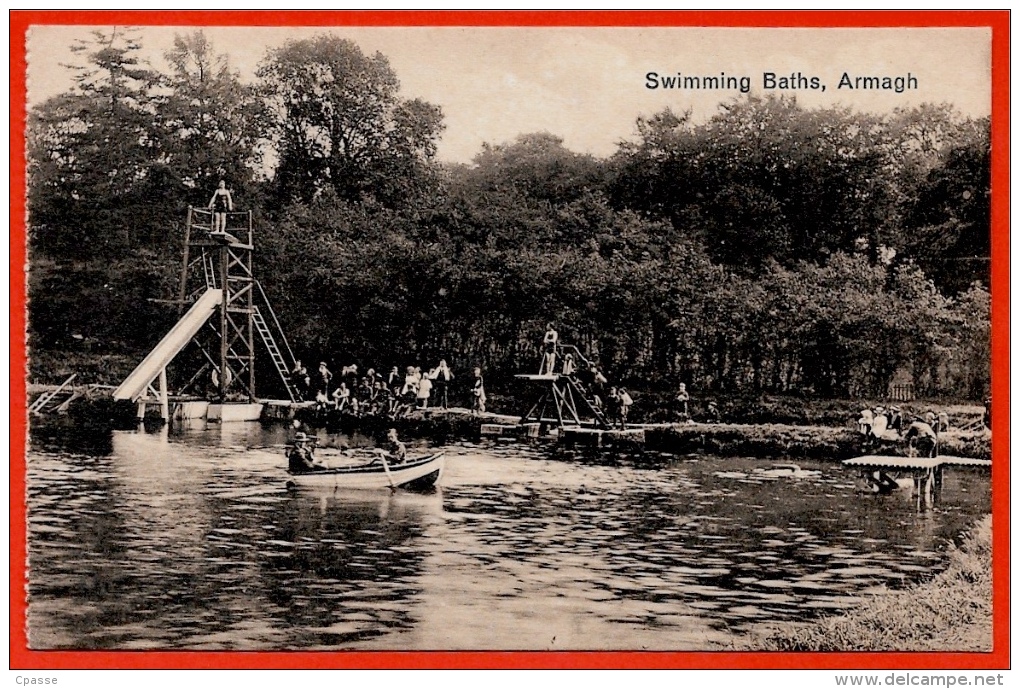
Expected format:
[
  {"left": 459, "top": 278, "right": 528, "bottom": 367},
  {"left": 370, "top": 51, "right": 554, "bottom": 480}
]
[{"left": 9, "top": 9, "right": 1010, "bottom": 671}]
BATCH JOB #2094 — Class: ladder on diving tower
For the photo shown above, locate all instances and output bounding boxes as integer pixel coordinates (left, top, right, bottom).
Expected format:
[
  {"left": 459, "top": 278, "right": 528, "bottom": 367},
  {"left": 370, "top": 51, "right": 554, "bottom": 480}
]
[{"left": 252, "top": 282, "right": 300, "bottom": 402}]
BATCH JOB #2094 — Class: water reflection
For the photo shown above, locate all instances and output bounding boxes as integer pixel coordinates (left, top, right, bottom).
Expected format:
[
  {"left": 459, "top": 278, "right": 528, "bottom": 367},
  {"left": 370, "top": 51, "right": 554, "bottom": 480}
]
[{"left": 26, "top": 424, "right": 989, "bottom": 650}]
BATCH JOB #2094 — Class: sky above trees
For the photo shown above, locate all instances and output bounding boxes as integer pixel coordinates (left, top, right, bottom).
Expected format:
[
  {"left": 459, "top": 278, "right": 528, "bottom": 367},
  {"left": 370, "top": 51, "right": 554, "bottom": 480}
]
[{"left": 26, "top": 25, "right": 991, "bottom": 163}]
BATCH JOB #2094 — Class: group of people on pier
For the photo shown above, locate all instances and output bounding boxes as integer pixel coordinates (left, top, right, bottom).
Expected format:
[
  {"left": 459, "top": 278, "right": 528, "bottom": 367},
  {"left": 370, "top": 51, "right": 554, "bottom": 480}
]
[
  {"left": 289, "top": 359, "right": 486, "bottom": 418},
  {"left": 857, "top": 404, "right": 944, "bottom": 458}
]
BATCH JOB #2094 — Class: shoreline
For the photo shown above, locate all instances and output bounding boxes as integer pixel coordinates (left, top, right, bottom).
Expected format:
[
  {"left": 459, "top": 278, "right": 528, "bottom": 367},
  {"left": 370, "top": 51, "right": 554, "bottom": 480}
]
[
  {"left": 290, "top": 406, "right": 991, "bottom": 461},
  {"left": 31, "top": 391, "right": 992, "bottom": 461},
  {"left": 744, "top": 515, "right": 992, "bottom": 652}
]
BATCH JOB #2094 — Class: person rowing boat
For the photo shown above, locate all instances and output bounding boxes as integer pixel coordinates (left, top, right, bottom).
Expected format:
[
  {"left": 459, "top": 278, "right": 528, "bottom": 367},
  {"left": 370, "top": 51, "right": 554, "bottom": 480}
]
[{"left": 368, "top": 428, "right": 407, "bottom": 465}]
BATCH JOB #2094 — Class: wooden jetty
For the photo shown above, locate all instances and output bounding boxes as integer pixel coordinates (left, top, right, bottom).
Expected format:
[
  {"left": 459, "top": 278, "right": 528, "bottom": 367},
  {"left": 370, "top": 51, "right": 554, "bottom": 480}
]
[
  {"left": 561, "top": 427, "right": 646, "bottom": 448},
  {"left": 843, "top": 455, "right": 991, "bottom": 510}
]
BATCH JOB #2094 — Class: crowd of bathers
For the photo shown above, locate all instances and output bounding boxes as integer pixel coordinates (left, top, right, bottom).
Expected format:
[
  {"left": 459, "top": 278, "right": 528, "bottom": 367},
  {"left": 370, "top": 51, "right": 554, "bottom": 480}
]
[{"left": 289, "top": 359, "right": 486, "bottom": 418}]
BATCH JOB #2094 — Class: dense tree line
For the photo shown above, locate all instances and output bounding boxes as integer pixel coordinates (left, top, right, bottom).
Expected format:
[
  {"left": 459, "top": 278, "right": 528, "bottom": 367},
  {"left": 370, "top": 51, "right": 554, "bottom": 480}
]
[{"left": 26, "top": 29, "right": 991, "bottom": 401}]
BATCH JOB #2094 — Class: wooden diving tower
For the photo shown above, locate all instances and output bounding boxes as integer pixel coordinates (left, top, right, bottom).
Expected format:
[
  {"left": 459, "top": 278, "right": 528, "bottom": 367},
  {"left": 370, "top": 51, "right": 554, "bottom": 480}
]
[
  {"left": 113, "top": 205, "right": 299, "bottom": 424},
  {"left": 175, "top": 207, "right": 299, "bottom": 403},
  {"left": 516, "top": 344, "right": 611, "bottom": 429}
]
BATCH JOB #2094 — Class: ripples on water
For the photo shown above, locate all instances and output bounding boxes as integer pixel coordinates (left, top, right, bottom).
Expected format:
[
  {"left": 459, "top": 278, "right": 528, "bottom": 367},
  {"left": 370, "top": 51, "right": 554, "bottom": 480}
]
[{"left": 26, "top": 422, "right": 989, "bottom": 650}]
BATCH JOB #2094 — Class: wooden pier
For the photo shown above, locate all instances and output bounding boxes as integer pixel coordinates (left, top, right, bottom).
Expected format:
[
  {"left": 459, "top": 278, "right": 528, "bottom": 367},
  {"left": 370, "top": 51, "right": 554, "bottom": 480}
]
[
  {"left": 843, "top": 455, "right": 991, "bottom": 510},
  {"left": 561, "top": 427, "right": 646, "bottom": 448}
]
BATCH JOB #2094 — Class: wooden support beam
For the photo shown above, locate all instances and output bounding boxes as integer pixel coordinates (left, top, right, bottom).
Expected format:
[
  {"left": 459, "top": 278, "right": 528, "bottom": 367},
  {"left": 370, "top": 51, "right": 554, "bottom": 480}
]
[{"left": 159, "top": 367, "right": 169, "bottom": 422}]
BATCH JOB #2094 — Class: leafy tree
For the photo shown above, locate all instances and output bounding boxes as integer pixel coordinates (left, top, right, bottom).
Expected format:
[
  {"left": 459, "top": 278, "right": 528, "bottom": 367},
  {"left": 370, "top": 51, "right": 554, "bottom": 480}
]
[
  {"left": 462, "top": 132, "right": 605, "bottom": 204},
  {"left": 28, "top": 27, "right": 163, "bottom": 257},
  {"left": 611, "top": 96, "right": 895, "bottom": 268},
  {"left": 157, "top": 31, "right": 268, "bottom": 204},
  {"left": 898, "top": 117, "right": 990, "bottom": 294},
  {"left": 257, "top": 34, "right": 445, "bottom": 207}
]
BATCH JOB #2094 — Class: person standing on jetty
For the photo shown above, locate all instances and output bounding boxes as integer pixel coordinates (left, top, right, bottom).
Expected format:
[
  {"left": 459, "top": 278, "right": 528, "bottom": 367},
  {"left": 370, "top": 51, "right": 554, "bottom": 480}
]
[
  {"left": 416, "top": 374, "right": 433, "bottom": 409},
  {"left": 674, "top": 383, "right": 691, "bottom": 423},
  {"left": 903, "top": 417, "right": 939, "bottom": 458},
  {"left": 618, "top": 387, "right": 634, "bottom": 430},
  {"left": 288, "top": 433, "right": 326, "bottom": 473},
  {"left": 208, "top": 180, "right": 233, "bottom": 234},
  {"left": 429, "top": 359, "right": 454, "bottom": 409},
  {"left": 471, "top": 367, "right": 486, "bottom": 414},
  {"left": 317, "top": 362, "right": 333, "bottom": 396}
]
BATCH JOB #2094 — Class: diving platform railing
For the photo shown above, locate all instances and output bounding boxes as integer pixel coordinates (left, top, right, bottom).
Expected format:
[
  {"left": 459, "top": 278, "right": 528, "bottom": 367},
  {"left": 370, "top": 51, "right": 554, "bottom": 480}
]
[{"left": 29, "top": 373, "right": 78, "bottom": 415}]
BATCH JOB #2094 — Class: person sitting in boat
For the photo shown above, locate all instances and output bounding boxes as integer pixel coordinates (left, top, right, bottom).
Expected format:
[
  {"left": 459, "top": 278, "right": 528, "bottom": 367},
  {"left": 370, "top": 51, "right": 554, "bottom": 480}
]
[
  {"left": 903, "top": 417, "right": 939, "bottom": 458},
  {"left": 288, "top": 432, "right": 326, "bottom": 473},
  {"left": 370, "top": 428, "right": 407, "bottom": 465}
]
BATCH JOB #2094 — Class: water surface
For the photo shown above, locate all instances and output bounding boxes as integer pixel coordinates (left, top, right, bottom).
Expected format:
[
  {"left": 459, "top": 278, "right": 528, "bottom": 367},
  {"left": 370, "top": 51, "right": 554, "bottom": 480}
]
[{"left": 26, "top": 422, "right": 989, "bottom": 650}]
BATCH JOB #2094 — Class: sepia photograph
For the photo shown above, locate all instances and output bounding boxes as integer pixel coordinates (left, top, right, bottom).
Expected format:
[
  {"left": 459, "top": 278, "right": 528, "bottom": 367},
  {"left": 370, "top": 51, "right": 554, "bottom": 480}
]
[{"left": 11, "top": 11, "right": 1007, "bottom": 669}]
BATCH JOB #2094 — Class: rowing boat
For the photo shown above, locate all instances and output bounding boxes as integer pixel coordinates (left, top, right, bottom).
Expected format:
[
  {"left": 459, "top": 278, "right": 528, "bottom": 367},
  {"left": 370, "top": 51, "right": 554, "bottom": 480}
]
[{"left": 286, "top": 451, "right": 445, "bottom": 490}]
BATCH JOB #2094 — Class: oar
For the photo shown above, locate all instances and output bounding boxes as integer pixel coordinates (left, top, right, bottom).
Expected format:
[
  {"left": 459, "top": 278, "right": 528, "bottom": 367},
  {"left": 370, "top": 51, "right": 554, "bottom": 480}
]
[{"left": 375, "top": 449, "right": 397, "bottom": 492}]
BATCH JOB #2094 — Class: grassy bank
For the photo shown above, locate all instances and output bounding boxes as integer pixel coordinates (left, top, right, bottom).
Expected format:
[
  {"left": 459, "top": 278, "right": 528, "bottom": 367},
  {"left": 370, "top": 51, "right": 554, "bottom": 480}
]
[
  {"left": 632, "top": 391, "right": 986, "bottom": 429},
  {"left": 644, "top": 423, "right": 991, "bottom": 461},
  {"left": 751, "top": 516, "right": 992, "bottom": 651}
]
